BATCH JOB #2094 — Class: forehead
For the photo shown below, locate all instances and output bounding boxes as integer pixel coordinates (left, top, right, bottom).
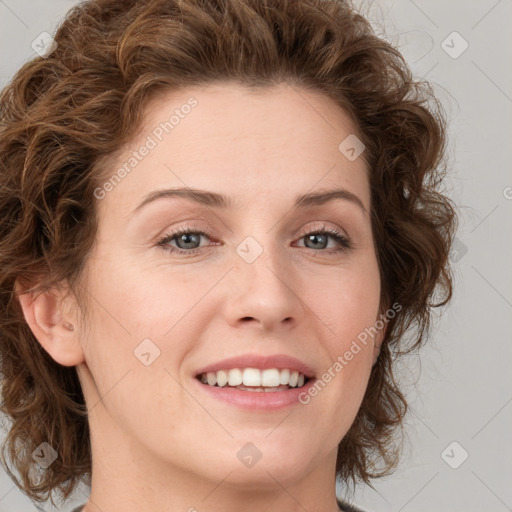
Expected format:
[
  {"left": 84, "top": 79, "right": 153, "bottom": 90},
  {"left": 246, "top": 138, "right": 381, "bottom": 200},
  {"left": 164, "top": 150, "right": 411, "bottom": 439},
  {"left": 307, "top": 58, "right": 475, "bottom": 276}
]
[{"left": 95, "top": 81, "right": 370, "bottom": 218}]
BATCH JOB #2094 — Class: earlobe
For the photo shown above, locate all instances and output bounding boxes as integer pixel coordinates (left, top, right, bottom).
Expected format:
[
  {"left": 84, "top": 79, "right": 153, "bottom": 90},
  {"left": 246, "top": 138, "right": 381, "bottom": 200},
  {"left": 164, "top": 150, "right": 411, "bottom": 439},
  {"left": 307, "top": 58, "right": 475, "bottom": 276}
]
[{"left": 15, "top": 282, "right": 85, "bottom": 367}]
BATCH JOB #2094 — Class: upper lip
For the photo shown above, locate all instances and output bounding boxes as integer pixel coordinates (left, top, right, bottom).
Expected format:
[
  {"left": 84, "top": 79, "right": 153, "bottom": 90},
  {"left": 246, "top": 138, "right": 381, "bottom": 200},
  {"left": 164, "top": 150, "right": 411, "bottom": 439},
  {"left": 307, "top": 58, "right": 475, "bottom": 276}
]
[{"left": 195, "top": 354, "right": 316, "bottom": 379}]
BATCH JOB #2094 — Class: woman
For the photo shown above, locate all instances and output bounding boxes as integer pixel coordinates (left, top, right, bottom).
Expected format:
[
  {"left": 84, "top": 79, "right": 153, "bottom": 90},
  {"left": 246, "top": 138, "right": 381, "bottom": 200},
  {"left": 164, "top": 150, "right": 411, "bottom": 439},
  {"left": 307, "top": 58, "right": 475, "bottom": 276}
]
[{"left": 0, "top": 0, "right": 457, "bottom": 511}]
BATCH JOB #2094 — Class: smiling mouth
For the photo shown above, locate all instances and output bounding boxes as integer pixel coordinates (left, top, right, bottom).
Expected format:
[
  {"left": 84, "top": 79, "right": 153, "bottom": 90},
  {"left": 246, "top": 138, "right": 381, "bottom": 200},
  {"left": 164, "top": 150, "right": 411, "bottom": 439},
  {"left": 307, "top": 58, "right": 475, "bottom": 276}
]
[{"left": 195, "top": 368, "right": 311, "bottom": 392}]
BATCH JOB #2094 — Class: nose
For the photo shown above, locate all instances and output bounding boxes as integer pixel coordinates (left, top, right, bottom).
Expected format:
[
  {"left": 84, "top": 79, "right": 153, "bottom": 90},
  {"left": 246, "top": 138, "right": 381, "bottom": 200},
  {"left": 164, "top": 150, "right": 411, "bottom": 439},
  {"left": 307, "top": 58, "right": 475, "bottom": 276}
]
[{"left": 222, "top": 238, "right": 305, "bottom": 332}]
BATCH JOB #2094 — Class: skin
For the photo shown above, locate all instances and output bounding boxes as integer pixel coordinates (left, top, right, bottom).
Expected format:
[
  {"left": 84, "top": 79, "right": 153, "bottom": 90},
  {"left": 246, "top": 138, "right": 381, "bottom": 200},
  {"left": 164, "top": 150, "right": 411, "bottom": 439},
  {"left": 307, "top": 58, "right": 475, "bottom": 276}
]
[{"left": 18, "top": 82, "right": 386, "bottom": 512}]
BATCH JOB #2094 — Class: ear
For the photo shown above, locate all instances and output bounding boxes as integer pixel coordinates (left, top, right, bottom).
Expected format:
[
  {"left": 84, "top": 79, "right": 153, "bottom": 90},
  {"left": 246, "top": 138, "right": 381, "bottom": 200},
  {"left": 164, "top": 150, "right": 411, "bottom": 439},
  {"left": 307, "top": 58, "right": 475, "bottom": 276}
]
[{"left": 15, "top": 280, "right": 85, "bottom": 367}]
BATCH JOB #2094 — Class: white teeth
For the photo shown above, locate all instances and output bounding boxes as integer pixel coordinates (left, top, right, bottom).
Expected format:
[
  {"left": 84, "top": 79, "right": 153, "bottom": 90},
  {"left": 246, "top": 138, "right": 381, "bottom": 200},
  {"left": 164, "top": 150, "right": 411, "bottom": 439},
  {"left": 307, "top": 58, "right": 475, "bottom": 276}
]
[
  {"left": 242, "top": 368, "right": 261, "bottom": 387},
  {"left": 199, "top": 367, "right": 309, "bottom": 389},
  {"left": 216, "top": 370, "right": 229, "bottom": 387},
  {"left": 228, "top": 368, "right": 243, "bottom": 386},
  {"left": 207, "top": 372, "right": 217, "bottom": 386},
  {"left": 261, "top": 369, "right": 281, "bottom": 387}
]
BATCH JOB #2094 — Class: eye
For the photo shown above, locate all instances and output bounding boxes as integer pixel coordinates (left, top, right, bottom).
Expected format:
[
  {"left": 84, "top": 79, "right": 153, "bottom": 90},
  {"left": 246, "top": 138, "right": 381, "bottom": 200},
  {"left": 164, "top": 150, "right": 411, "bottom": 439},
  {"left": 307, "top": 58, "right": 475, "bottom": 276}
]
[
  {"left": 157, "top": 226, "right": 216, "bottom": 254},
  {"left": 294, "top": 224, "right": 351, "bottom": 253},
  {"left": 156, "top": 223, "right": 351, "bottom": 256}
]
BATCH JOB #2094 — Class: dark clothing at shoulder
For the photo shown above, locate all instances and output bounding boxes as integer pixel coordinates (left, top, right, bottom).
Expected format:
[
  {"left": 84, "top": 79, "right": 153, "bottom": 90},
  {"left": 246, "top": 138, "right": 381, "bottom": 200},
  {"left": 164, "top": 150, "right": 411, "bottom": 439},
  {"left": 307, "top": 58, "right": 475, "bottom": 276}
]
[{"left": 337, "top": 498, "right": 367, "bottom": 512}]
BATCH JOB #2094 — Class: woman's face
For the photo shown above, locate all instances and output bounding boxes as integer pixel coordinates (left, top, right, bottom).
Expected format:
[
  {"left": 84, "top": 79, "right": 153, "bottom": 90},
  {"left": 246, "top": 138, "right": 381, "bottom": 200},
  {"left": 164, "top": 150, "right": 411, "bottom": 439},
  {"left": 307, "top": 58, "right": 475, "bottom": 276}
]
[{"left": 75, "top": 82, "right": 383, "bottom": 488}]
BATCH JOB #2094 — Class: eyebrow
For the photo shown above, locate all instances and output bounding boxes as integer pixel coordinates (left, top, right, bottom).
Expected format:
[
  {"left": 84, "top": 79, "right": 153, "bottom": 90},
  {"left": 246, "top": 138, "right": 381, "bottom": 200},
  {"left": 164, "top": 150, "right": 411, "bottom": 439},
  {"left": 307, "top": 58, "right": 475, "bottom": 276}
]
[{"left": 129, "top": 186, "right": 367, "bottom": 217}]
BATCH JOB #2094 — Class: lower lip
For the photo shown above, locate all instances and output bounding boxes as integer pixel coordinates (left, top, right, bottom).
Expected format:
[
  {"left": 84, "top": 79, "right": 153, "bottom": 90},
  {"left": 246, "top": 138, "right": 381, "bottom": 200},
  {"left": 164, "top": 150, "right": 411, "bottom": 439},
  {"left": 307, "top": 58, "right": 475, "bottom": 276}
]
[{"left": 192, "top": 377, "right": 316, "bottom": 410}]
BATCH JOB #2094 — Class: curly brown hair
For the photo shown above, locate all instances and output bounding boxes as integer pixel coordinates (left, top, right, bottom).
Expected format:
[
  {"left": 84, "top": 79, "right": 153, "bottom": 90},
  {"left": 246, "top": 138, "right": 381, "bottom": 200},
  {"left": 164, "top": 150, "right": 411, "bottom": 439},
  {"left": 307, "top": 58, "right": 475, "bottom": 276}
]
[{"left": 0, "top": 0, "right": 457, "bottom": 505}]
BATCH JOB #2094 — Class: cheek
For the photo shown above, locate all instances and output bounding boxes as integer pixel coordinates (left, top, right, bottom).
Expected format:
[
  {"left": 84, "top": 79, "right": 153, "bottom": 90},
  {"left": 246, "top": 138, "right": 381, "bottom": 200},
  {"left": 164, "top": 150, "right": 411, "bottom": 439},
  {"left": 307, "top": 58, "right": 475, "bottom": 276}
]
[
  {"left": 82, "top": 249, "right": 211, "bottom": 339},
  {"left": 301, "top": 262, "right": 380, "bottom": 403},
  {"left": 78, "top": 253, "right": 216, "bottom": 405},
  {"left": 306, "top": 262, "right": 381, "bottom": 345}
]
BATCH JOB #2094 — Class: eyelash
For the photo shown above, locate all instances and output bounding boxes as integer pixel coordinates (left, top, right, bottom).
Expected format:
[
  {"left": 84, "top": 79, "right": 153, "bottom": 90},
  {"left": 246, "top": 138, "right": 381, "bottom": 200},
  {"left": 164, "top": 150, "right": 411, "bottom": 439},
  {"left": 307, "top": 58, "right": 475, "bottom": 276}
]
[{"left": 156, "top": 224, "right": 351, "bottom": 256}]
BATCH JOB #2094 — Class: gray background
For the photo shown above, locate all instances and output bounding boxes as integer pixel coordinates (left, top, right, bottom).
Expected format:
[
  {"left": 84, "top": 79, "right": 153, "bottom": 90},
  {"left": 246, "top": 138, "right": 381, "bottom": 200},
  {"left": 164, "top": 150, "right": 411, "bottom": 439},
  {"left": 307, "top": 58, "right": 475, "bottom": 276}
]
[{"left": 0, "top": 0, "right": 511, "bottom": 511}]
